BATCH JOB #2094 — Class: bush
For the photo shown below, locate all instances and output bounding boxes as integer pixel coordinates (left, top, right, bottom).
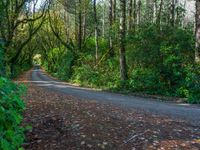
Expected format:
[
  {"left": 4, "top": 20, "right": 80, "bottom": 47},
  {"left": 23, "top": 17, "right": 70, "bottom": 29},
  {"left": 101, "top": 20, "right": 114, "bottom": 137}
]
[
  {"left": 185, "top": 65, "right": 200, "bottom": 104},
  {"left": 43, "top": 47, "right": 74, "bottom": 81},
  {"left": 129, "top": 68, "right": 165, "bottom": 94},
  {"left": 71, "top": 64, "right": 100, "bottom": 87},
  {"left": 71, "top": 57, "right": 120, "bottom": 89},
  {"left": 0, "top": 77, "right": 26, "bottom": 150}
]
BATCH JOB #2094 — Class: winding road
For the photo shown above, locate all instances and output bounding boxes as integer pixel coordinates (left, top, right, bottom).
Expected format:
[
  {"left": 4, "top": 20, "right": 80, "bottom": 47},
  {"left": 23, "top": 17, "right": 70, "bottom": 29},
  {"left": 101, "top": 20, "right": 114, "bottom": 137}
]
[{"left": 31, "top": 68, "right": 200, "bottom": 125}]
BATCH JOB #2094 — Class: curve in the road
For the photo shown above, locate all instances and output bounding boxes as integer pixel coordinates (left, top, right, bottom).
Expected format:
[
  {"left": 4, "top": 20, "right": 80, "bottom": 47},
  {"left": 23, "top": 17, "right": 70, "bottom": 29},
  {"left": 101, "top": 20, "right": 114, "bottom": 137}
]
[{"left": 31, "top": 68, "right": 200, "bottom": 125}]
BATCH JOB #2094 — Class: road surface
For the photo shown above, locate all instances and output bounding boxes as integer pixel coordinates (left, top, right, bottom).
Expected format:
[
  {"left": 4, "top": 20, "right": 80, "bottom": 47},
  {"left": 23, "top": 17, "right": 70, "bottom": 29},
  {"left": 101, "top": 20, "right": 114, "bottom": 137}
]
[{"left": 31, "top": 68, "right": 200, "bottom": 125}]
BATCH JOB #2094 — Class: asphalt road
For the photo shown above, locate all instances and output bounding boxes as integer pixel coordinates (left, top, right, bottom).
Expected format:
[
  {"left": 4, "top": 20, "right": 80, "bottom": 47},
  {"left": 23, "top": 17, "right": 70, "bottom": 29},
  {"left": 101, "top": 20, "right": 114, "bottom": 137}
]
[{"left": 31, "top": 68, "right": 200, "bottom": 125}]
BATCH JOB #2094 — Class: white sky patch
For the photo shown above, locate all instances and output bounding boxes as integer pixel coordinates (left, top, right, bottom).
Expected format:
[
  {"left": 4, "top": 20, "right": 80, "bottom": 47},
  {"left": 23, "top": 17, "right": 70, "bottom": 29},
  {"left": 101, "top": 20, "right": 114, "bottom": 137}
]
[
  {"left": 184, "top": 0, "right": 195, "bottom": 23},
  {"left": 29, "top": 0, "right": 45, "bottom": 11},
  {"left": 186, "top": 0, "right": 195, "bottom": 16},
  {"left": 36, "top": 0, "right": 46, "bottom": 9}
]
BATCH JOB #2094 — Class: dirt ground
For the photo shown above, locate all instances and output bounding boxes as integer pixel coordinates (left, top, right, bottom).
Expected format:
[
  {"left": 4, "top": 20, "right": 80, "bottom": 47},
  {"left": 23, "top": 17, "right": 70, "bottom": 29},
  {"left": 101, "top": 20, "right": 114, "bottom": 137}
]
[{"left": 18, "top": 71, "right": 200, "bottom": 150}]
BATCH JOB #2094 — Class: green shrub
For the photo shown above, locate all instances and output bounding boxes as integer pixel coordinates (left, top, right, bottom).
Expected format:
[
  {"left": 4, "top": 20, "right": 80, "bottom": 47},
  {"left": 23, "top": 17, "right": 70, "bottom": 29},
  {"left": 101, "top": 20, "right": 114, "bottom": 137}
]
[
  {"left": 42, "top": 25, "right": 198, "bottom": 104},
  {"left": 71, "top": 64, "right": 100, "bottom": 87},
  {"left": 43, "top": 47, "right": 74, "bottom": 81},
  {"left": 129, "top": 68, "right": 165, "bottom": 94},
  {"left": 71, "top": 58, "right": 120, "bottom": 89},
  {"left": 185, "top": 65, "right": 200, "bottom": 104},
  {"left": 0, "top": 77, "right": 26, "bottom": 150}
]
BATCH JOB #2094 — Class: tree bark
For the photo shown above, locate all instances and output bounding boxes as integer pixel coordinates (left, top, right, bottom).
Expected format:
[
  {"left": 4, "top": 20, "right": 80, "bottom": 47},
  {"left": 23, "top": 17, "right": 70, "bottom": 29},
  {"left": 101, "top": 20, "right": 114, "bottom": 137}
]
[
  {"left": 138, "top": 0, "right": 142, "bottom": 25},
  {"left": 171, "top": 0, "right": 175, "bottom": 27},
  {"left": 75, "top": 2, "right": 78, "bottom": 44},
  {"left": 78, "top": 0, "right": 82, "bottom": 51},
  {"left": 119, "top": 0, "right": 128, "bottom": 81},
  {"left": 128, "top": 0, "right": 133, "bottom": 32},
  {"left": 102, "top": 1, "right": 105, "bottom": 38},
  {"left": 113, "top": 0, "right": 117, "bottom": 22},
  {"left": 82, "top": 0, "right": 87, "bottom": 43},
  {"left": 156, "top": 0, "right": 163, "bottom": 30},
  {"left": 154, "top": 0, "right": 158, "bottom": 23},
  {"left": 93, "top": 0, "right": 99, "bottom": 63},
  {"left": 133, "top": 0, "right": 137, "bottom": 31},
  {"left": 0, "top": 47, "right": 6, "bottom": 77},
  {"left": 195, "top": 0, "right": 200, "bottom": 63},
  {"left": 109, "top": 0, "right": 114, "bottom": 57}
]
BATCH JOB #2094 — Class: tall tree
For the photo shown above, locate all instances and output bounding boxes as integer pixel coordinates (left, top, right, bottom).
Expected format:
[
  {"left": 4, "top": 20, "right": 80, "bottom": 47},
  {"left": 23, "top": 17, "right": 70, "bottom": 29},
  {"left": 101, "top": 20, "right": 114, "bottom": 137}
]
[
  {"left": 128, "top": 0, "right": 133, "bottom": 32},
  {"left": 156, "top": 0, "right": 163, "bottom": 30},
  {"left": 82, "top": 0, "right": 87, "bottom": 43},
  {"left": 119, "top": 0, "right": 128, "bottom": 81},
  {"left": 78, "top": 0, "right": 82, "bottom": 51},
  {"left": 93, "top": 0, "right": 99, "bottom": 63},
  {"left": 137, "top": 0, "right": 142, "bottom": 25},
  {"left": 133, "top": 0, "right": 137, "bottom": 31},
  {"left": 109, "top": 0, "right": 114, "bottom": 57},
  {"left": 113, "top": 0, "right": 117, "bottom": 22},
  {"left": 196, "top": 0, "right": 200, "bottom": 63},
  {"left": 171, "top": 0, "right": 176, "bottom": 26},
  {"left": 102, "top": 1, "right": 106, "bottom": 38}
]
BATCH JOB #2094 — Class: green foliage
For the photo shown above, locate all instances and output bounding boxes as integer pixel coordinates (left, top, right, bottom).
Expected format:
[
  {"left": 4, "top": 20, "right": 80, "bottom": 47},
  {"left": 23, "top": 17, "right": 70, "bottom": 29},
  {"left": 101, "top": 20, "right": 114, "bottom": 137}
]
[
  {"left": 185, "top": 65, "right": 200, "bottom": 104},
  {"left": 126, "top": 25, "right": 198, "bottom": 101},
  {"left": 71, "top": 58, "right": 120, "bottom": 89},
  {"left": 11, "top": 63, "right": 33, "bottom": 79},
  {"left": 72, "top": 64, "right": 100, "bottom": 87},
  {"left": 129, "top": 68, "right": 165, "bottom": 94},
  {"left": 0, "top": 77, "right": 26, "bottom": 150},
  {"left": 42, "top": 25, "right": 199, "bottom": 104},
  {"left": 43, "top": 47, "right": 74, "bottom": 81}
]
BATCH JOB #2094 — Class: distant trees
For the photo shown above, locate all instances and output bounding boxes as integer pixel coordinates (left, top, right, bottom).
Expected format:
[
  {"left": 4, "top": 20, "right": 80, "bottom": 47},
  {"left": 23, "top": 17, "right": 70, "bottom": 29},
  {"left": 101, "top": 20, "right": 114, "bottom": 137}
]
[
  {"left": 39, "top": 0, "right": 196, "bottom": 81},
  {"left": 1, "top": 0, "right": 199, "bottom": 103}
]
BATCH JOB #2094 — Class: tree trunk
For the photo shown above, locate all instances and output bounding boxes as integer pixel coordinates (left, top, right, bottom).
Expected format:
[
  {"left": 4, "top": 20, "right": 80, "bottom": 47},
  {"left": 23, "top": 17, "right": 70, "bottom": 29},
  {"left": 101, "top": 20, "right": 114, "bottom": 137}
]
[
  {"left": 133, "top": 0, "right": 137, "bottom": 31},
  {"left": 82, "top": 0, "right": 87, "bottom": 43},
  {"left": 0, "top": 47, "right": 6, "bottom": 77},
  {"left": 138, "top": 0, "right": 142, "bottom": 25},
  {"left": 109, "top": 0, "right": 114, "bottom": 57},
  {"left": 171, "top": 0, "right": 175, "bottom": 27},
  {"left": 128, "top": 0, "right": 133, "bottom": 32},
  {"left": 154, "top": 0, "right": 158, "bottom": 23},
  {"left": 119, "top": 0, "right": 128, "bottom": 81},
  {"left": 64, "top": 12, "right": 69, "bottom": 43},
  {"left": 113, "top": 0, "right": 117, "bottom": 22},
  {"left": 156, "top": 0, "right": 163, "bottom": 30},
  {"left": 102, "top": 1, "right": 105, "bottom": 38},
  {"left": 94, "top": 0, "right": 99, "bottom": 63},
  {"left": 78, "top": 0, "right": 82, "bottom": 51},
  {"left": 195, "top": 0, "right": 200, "bottom": 63},
  {"left": 75, "top": 2, "right": 78, "bottom": 44}
]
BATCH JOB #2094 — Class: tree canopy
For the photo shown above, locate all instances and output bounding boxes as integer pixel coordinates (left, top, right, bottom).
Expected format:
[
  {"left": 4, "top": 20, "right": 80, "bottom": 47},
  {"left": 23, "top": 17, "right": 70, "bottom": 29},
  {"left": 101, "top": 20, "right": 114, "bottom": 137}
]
[{"left": 0, "top": 0, "right": 199, "bottom": 103}]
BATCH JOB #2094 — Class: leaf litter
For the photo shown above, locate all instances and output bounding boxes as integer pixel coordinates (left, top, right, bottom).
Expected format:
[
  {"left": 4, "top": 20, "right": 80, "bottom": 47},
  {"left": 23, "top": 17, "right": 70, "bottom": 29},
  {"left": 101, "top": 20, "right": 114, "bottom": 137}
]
[{"left": 17, "top": 71, "right": 200, "bottom": 150}]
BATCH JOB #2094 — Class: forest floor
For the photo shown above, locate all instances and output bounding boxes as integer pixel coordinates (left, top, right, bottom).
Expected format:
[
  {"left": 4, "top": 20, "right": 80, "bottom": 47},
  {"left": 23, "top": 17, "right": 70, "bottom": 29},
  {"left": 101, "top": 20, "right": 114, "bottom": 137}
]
[{"left": 18, "top": 70, "right": 200, "bottom": 150}]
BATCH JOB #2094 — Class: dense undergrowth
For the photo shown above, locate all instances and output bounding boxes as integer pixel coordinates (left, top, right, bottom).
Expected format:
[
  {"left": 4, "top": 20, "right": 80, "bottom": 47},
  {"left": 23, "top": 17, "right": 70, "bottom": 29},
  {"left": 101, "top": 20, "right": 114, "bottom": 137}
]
[
  {"left": 42, "top": 25, "right": 200, "bottom": 104},
  {"left": 0, "top": 77, "right": 26, "bottom": 150}
]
